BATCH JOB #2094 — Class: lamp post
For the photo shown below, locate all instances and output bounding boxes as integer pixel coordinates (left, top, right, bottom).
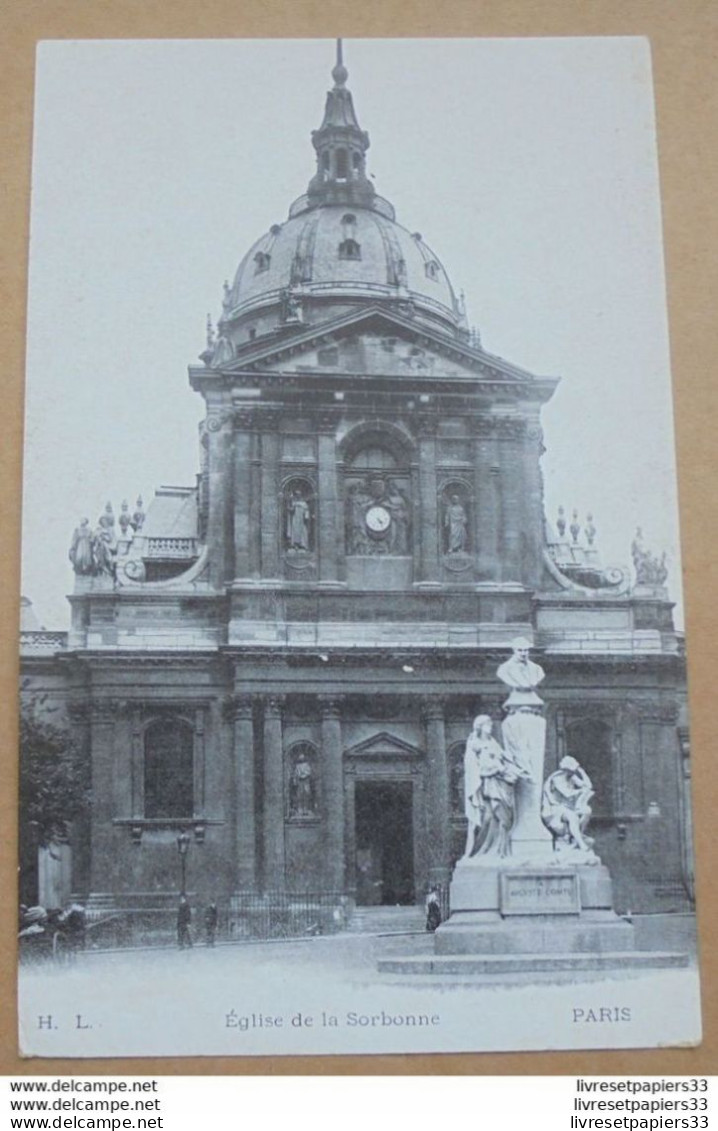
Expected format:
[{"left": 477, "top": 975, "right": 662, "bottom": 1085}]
[{"left": 176, "top": 832, "right": 191, "bottom": 897}]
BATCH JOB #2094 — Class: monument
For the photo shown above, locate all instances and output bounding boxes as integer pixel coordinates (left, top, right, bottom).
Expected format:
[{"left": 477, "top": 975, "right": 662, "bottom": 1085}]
[{"left": 380, "top": 641, "right": 687, "bottom": 976}]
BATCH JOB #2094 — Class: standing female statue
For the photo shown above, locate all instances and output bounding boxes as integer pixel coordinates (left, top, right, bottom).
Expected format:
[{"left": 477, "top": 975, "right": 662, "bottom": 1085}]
[{"left": 463, "top": 715, "right": 528, "bottom": 859}]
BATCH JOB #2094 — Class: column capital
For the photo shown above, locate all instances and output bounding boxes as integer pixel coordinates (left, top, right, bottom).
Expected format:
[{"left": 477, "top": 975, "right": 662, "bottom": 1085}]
[
  {"left": 67, "top": 700, "right": 90, "bottom": 724},
  {"left": 232, "top": 406, "right": 258, "bottom": 431},
  {"left": 255, "top": 405, "right": 282, "bottom": 431},
  {"left": 421, "top": 697, "right": 446, "bottom": 723},
  {"left": 414, "top": 412, "right": 439, "bottom": 439},
  {"left": 90, "top": 700, "right": 120, "bottom": 724},
  {"left": 316, "top": 406, "right": 342, "bottom": 434},
  {"left": 223, "top": 693, "right": 254, "bottom": 722},
  {"left": 264, "top": 694, "right": 286, "bottom": 719},
  {"left": 318, "top": 695, "right": 343, "bottom": 719}
]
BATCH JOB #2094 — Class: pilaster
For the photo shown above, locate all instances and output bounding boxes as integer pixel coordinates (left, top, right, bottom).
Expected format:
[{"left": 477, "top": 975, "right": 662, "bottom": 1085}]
[
  {"left": 226, "top": 695, "right": 257, "bottom": 890},
  {"left": 319, "top": 696, "right": 345, "bottom": 890},
  {"left": 262, "top": 695, "right": 286, "bottom": 890},
  {"left": 423, "top": 698, "right": 450, "bottom": 887}
]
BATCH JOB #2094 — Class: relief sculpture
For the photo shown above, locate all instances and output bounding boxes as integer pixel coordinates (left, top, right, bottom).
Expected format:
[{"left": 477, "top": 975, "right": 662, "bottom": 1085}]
[{"left": 345, "top": 474, "right": 411, "bottom": 556}]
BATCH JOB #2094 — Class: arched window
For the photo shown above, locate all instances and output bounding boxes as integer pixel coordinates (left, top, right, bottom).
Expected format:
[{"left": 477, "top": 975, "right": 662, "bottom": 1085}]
[
  {"left": 253, "top": 251, "right": 271, "bottom": 274},
  {"left": 425, "top": 260, "right": 439, "bottom": 281},
  {"left": 144, "top": 718, "right": 194, "bottom": 818},
  {"left": 335, "top": 148, "right": 348, "bottom": 180},
  {"left": 338, "top": 238, "right": 361, "bottom": 261},
  {"left": 348, "top": 446, "right": 397, "bottom": 470}
]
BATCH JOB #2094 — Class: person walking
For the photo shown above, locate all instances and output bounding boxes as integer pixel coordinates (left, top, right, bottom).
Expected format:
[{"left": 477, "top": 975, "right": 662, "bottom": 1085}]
[
  {"left": 204, "top": 901, "right": 218, "bottom": 947},
  {"left": 177, "top": 895, "right": 193, "bottom": 949}
]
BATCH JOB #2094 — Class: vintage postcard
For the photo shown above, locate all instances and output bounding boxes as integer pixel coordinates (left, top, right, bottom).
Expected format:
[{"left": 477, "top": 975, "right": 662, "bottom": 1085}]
[{"left": 18, "top": 37, "right": 700, "bottom": 1057}]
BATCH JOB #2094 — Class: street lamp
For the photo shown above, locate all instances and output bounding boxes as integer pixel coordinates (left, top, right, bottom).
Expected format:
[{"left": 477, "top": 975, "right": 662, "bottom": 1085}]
[{"left": 176, "top": 832, "right": 191, "bottom": 896}]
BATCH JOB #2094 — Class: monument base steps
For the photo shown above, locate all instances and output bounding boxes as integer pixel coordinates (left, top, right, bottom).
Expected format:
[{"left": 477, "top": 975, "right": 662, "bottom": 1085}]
[
  {"left": 377, "top": 951, "right": 689, "bottom": 976},
  {"left": 377, "top": 863, "right": 690, "bottom": 978}
]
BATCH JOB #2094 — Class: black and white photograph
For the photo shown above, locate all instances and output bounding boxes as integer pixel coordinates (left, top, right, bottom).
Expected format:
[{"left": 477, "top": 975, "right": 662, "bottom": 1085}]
[{"left": 18, "top": 36, "right": 700, "bottom": 1057}]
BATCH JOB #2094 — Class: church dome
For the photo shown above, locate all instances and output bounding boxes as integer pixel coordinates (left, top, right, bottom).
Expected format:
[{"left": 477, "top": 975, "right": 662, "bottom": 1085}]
[
  {"left": 225, "top": 206, "right": 460, "bottom": 331},
  {"left": 215, "top": 43, "right": 466, "bottom": 349}
]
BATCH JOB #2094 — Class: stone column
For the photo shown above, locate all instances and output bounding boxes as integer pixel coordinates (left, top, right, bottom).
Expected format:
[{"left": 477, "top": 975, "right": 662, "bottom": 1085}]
[
  {"left": 522, "top": 418, "right": 546, "bottom": 588},
  {"left": 423, "top": 698, "right": 450, "bottom": 888},
  {"left": 233, "top": 407, "right": 255, "bottom": 580},
  {"left": 319, "top": 696, "right": 344, "bottom": 890},
  {"left": 230, "top": 695, "right": 257, "bottom": 890},
  {"left": 88, "top": 700, "right": 118, "bottom": 898},
  {"left": 416, "top": 414, "right": 440, "bottom": 587},
  {"left": 67, "top": 701, "right": 92, "bottom": 898},
  {"left": 262, "top": 695, "right": 285, "bottom": 891},
  {"left": 473, "top": 418, "right": 501, "bottom": 583},
  {"left": 258, "top": 407, "right": 282, "bottom": 581},
  {"left": 130, "top": 706, "right": 143, "bottom": 819},
  {"left": 496, "top": 418, "right": 526, "bottom": 585},
  {"left": 317, "top": 408, "right": 342, "bottom": 587},
  {"left": 206, "top": 409, "right": 233, "bottom": 587},
  {"left": 248, "top": 427, "right": 262, "bottom": 579}
]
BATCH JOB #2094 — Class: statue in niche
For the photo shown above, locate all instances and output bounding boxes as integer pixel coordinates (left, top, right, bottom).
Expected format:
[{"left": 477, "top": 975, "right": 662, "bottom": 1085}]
[
  {"left": 462, "top": 715, "right": 529, "bottom": 860},
  {"left": 444, "top": 493, "right": 468, "bottom": 554},
  {"left": 68, "top": 518, "right": 94, "bottom": 575},
  {"left": 289, "top": 749, "right": 316, "bottom": 817},
  {"left": 286, "top": 487, "right": 312, "bottom": 551},
  {"left": 541, "top": 756, "right": 598, "bottom": 861}
]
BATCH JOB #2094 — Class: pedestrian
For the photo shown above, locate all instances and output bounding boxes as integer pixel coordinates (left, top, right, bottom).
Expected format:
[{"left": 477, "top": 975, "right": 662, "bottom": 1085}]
[
  {"left": 204, "top": 901, "right": 218, "bottom": 947},
  {"left": 177, "top": 895, "right": 192, "bottom": 949},
  {"left": 425, "top": 886, "right": 442, "bottom": 932}
]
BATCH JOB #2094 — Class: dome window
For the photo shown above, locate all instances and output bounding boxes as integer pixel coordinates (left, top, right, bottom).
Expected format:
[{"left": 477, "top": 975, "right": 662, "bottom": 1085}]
[
  {"left": 425, "top": 260, "right": 440, "bottom": 281},
  {"left": 254, "top": 251, "right": 271, "bottom": 274},
  {"left": 339, "top": 238, "right": 361, "bottom": 261},
  {"left": 342, "top": 213, "right": 357, "bottom": 226}
]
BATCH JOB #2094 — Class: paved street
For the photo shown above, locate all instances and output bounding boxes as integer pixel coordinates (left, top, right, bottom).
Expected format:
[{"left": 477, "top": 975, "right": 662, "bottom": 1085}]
[{"left": 19, "top": 923, "right": 701, "bottom": 1059}]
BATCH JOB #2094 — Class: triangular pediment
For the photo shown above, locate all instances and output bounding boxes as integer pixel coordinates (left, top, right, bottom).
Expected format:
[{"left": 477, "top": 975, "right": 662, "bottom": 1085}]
[
  {"left": 345, "top": 731, "right": 423, "bottom": 759},
  {"left": 217, "top": 306, "right": 551, "bottom": 390}
]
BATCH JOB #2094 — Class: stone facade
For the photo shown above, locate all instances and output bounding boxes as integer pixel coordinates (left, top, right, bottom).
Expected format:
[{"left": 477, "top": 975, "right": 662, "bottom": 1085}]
[{"left": 20, "top": 49, "right": 692, "bottom": 919}]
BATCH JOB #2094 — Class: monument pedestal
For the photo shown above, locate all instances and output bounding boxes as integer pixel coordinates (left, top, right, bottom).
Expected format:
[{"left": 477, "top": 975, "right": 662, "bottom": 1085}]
[
  {"left": 434, "top": 860, "right": 635, "bottom": 957},
  {"left": 377, "top": 857, "right": 688, "bottom": 976}
]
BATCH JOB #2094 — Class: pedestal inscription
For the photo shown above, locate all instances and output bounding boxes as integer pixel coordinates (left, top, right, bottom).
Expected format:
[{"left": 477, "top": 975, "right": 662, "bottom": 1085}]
[{"left": 500, "top": 870, "right": 580, "bottom": 915}]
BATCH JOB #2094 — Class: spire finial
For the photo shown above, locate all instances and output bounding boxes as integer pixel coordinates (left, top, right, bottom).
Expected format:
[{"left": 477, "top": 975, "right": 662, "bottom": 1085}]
[{"left": 332, "top": 37, "right": 348, "bottom": 87}]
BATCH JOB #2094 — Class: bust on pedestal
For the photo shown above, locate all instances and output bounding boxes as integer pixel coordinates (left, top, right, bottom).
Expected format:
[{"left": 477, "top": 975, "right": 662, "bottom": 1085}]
[{"left": 434, "top": 641, "right": 634, "bottom": 963}]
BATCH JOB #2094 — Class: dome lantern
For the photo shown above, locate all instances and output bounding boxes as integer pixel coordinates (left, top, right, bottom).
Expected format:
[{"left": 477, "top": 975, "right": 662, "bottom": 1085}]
[{"left": 307, "top": 39, "right": 376, "bottom": 210}]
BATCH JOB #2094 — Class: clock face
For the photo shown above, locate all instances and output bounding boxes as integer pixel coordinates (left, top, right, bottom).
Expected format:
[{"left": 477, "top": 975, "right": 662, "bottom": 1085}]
[{"left": 365, "top": 505, "right": 391, "bottom": 534}]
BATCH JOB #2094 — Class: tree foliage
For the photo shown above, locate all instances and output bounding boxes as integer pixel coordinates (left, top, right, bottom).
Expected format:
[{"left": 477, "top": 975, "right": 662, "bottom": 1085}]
[{"left": 19, "top": 693, "right": 90, "bottom": 847}]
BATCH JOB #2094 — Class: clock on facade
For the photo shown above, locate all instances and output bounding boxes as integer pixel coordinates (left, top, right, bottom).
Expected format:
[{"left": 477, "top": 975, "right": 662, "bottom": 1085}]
[{"left": 365, "top": 505, "right": 391, "bottom": 535}]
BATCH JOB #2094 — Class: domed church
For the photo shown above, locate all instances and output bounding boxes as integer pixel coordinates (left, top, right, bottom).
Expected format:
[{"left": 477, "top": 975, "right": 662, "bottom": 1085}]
[{"left": 22, "top": 43, "right": 691, "bottom": 923}]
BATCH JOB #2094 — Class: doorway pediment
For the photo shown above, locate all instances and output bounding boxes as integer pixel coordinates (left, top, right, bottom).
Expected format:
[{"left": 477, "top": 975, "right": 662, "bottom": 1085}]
[{"left": 344, "top": 731, "right": 423, "bottom": 759}]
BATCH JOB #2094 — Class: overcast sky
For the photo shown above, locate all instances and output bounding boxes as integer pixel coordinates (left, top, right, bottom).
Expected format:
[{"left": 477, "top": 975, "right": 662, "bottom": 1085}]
[{"left": 22, "top": 37, "right": 682, "bottom": 629}]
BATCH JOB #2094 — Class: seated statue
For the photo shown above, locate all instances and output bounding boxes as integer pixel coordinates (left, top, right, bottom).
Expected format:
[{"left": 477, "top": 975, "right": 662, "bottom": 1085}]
[{"left": 541, "top": 756, "right": 598, "bottom": 861}]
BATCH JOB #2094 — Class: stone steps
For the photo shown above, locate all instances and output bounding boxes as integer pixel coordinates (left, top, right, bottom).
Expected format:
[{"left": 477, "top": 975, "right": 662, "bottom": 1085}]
[{"left": 377, "top": 951, "right": 690, "bottom": 976}]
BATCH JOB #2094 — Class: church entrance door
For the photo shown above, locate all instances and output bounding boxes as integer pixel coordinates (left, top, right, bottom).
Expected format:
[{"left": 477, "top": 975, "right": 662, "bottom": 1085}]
[{"left": 354, "top": 780, "right": 414, "bottom": 906}]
